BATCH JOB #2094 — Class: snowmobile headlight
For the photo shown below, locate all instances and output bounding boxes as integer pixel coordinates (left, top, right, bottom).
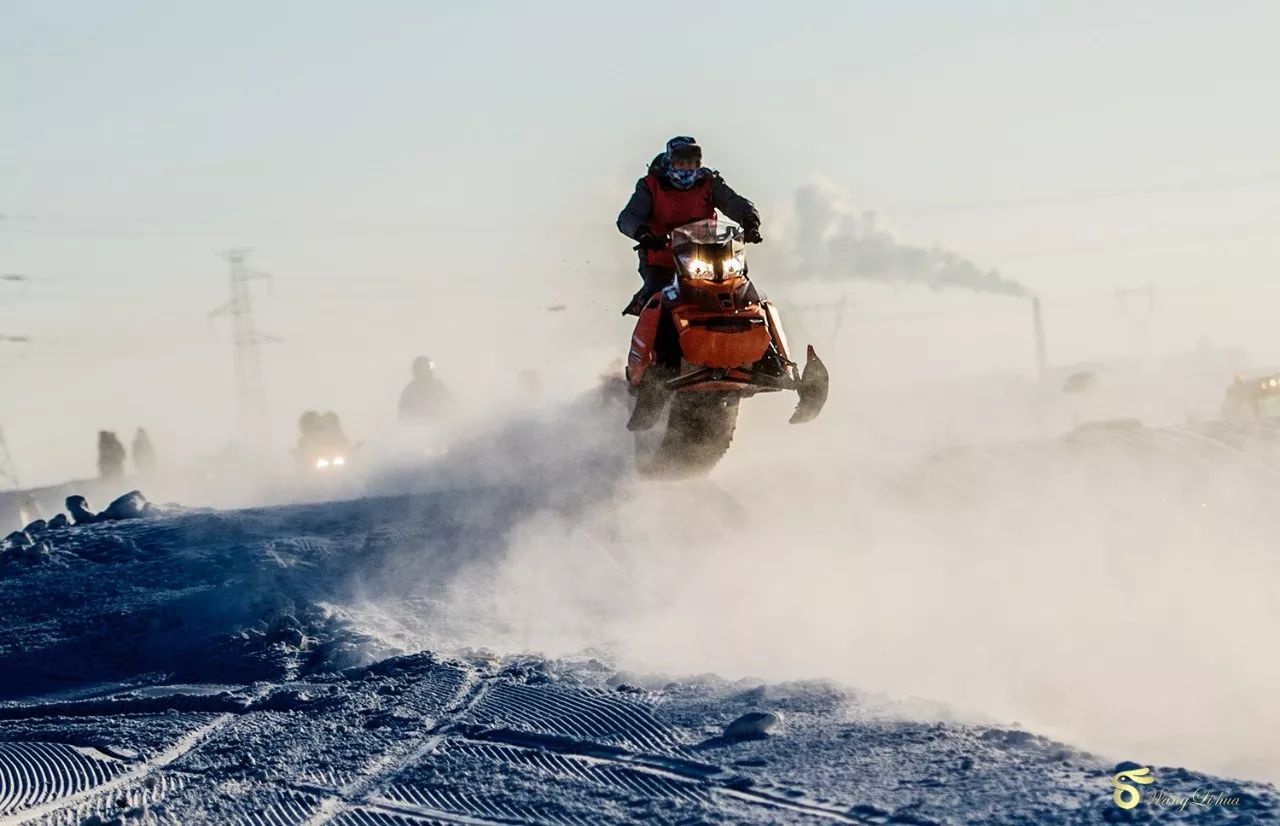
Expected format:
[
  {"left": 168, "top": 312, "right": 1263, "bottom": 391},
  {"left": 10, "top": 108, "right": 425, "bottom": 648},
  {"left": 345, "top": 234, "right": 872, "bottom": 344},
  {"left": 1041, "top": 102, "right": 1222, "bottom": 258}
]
[
  {"left": 681, "top": 255, "right": 714, "bottom": 279},
  {"left": 315, "top": 458, "right": 330, "bottom": 469},
  {"left": 333, "top": 456, "right": 346, "bottom": 466},
  {"left": 723, "top": 253, "right": 744, "bottom": 276}
]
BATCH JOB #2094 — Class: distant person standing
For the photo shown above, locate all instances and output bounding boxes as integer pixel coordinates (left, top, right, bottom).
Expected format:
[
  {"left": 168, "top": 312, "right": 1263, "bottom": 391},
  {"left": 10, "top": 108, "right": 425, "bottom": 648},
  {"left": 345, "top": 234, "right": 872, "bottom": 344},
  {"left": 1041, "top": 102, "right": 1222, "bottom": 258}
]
[
  {"left": 97, "top": 431, "right": 126, "bottom": 480},
  {"left": 398, "top": 356, "right": 452, "bottom": 422},
  {"left": 132, "top": 428, "right": 157, "bottom": 475},
  {"left": 16, "top": 493, "right": 41, "bottom": 527}
]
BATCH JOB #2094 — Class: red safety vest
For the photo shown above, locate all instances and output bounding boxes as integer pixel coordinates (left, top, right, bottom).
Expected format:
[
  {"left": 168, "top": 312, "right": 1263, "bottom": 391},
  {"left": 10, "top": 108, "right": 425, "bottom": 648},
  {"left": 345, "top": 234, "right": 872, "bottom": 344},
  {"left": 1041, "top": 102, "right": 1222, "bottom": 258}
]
[{"left": 642, "top": 174, "right": 715, "bottom": 269}]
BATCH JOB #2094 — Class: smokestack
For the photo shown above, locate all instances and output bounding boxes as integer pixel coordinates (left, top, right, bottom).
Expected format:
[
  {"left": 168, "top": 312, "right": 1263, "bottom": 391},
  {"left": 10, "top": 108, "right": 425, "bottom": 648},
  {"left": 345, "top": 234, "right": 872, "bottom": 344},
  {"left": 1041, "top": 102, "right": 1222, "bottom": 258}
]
[{"left": 1030, "top": 295, "right": 1047, "bottom": 382}]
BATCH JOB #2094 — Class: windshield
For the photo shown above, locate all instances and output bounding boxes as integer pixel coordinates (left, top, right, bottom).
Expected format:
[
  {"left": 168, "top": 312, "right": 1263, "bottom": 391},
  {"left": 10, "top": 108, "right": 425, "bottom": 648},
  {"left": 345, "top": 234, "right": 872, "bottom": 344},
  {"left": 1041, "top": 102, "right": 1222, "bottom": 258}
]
[
  {"left": 671, "top": 219, "right": 743, "bottom": 250},
  {"left": 669, "top": 219, "right": 747, "bottom": 282}
]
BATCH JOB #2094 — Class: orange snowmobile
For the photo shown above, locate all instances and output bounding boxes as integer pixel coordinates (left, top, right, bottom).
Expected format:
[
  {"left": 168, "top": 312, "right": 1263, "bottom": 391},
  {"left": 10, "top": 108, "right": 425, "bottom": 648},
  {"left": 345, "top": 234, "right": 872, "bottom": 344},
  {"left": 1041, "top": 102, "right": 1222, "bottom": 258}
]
[{"left": 625, "top": 219, "right": 828, "bottom": 476}]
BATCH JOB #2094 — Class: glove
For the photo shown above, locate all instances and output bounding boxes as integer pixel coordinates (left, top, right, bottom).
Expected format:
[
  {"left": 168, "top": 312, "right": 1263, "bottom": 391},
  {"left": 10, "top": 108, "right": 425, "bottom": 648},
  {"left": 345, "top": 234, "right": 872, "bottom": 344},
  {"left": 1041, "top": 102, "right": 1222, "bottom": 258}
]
[
  {"left": 743, "top": 225, "right": 763, "bottom": 244},
  {"left": 621, "top": 296, "right": 645, "bottom": 316},
  {"left": 634, "top": 226, "right": 666, "bottom": 251}
]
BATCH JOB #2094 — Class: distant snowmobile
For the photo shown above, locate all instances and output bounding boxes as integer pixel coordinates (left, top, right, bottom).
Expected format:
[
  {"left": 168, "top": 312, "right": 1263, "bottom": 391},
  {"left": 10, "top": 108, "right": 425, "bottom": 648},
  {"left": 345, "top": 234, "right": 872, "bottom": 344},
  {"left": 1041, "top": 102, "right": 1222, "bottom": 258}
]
[
  {"left": 295, "top": 411, "right": 356, "bottom": 476},
  {"left": 297, "top": 437, "right": 356, "bottom": 476},
  {"left": 1221, "top": 371, "right": 1280, "bottom": 421},
  {"left": 624, "top": 219, "right": 828, "bottom": 476},
  {"left": 305, "top": 450, "right": 351, "bottom": 473}
]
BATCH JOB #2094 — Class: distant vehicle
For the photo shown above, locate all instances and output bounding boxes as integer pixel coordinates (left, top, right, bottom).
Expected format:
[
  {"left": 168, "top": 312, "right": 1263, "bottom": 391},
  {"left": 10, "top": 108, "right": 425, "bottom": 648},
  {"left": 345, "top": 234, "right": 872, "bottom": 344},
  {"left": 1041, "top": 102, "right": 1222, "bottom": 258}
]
[
  {"left": 1221, "top": 373, "right": 1280, "bottom": 421},
  {"left": 295, "top": 411, "right": 355, "bottom": 475},
  {"left": 1061, "top": 370, "right": 1098, "bottom": 395},
  {"left": 303, "top": 449, "right": 351, "bottom": 474}
]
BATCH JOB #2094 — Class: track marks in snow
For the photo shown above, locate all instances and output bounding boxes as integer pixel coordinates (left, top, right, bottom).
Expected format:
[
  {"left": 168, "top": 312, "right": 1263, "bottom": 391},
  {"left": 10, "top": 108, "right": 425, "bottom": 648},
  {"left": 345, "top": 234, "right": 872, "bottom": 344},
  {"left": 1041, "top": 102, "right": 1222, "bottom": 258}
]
[
  {"left": 296, "top": 767, "right": 362, "bottom": 792},
  {"left": 467, "top": 682, "right": 684, "bottom": 757},
  {"left": 449, "top": 729, "right": 869, "bottom": 824},
  {"left": 354, "top": 669, "right": 867, "bottom": 823},
  {"left": 377, "top": 786, "right": 594, "bottom": 825},
  {"left": 0, "top": 664, "right": 878, "bottom": 823},
  {"left": 332, "top": 805, "right": 488, "bottom": 825},
  {"left": 0, "top": 743, "right": 126, "bottom": 815},
  {"left": 0, "top": 713, "right": 232, "bottom": 825},
  {"left": 301, "top": 670, "right": 490, "bottom": 826},
  {"left": 240, "top": 789, "right": 327, "bottom": 826},
  {"left": 437, "top": 739, "right": 709, "bottom": 805},
  {"left": 372, "top": 672, "right": 869, "bottom": 823}
]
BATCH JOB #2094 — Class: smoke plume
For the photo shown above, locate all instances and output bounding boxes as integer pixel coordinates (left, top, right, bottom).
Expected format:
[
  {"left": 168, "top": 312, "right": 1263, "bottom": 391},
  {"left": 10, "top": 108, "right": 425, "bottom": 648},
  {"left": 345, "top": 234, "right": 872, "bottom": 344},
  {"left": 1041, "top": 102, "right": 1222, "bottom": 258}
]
[{"left": 788, "top": 182, "right": 1029, "bottom": 297}]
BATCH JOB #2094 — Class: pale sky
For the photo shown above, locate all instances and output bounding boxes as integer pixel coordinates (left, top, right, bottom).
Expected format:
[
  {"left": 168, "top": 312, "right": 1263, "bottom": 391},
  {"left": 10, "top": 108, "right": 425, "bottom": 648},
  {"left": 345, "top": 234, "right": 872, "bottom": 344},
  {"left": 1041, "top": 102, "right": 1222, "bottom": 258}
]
[{"left": 2, "top": 1, "right": 1279, "bottom": 484}]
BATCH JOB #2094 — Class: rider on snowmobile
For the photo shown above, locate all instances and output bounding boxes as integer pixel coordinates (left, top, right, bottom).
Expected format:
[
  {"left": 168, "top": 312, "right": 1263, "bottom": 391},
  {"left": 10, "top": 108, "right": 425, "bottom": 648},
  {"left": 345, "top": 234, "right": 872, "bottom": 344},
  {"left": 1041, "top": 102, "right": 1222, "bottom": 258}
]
[
  {"left": 296, "top": 410, "right": 352, "bottom": 471},
  {"left": 398, "top": 356, "right": 452, "bottom": 423},
  {"left": 616, "top": 136, "right": 762, "bottom": 316}
]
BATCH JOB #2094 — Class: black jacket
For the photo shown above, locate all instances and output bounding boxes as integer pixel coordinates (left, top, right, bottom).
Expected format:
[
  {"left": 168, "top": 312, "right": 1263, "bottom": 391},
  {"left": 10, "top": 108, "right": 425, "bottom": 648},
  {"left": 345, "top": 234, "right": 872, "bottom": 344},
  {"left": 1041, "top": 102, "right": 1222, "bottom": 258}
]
[{"left": 616, "top": 154, "right": 761, "bottom": 242}]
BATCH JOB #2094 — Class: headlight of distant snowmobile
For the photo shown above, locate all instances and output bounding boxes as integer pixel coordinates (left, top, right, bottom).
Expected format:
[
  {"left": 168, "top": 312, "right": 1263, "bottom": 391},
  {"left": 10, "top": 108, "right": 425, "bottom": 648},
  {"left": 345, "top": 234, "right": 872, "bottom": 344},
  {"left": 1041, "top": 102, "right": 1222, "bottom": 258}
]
[
  {"left": 315, "top": 458, "right": 330, "bottom": 469},
  {"left": 333, "top": 456, "right": 346, "bottom": 466},
  {"left": 681, "top": 255, "right": 714, "bottom": 279},
  {"left": 723, "top": 253, "right": 745, "bottom": 276}
]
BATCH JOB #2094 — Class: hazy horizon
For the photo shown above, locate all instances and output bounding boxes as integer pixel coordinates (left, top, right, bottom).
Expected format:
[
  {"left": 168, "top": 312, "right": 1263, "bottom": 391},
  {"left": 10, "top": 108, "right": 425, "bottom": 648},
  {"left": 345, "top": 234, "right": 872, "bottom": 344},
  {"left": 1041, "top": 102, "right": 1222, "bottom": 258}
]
[{"left": 3, "top": 0, "right": 1279, "bottom": 485}]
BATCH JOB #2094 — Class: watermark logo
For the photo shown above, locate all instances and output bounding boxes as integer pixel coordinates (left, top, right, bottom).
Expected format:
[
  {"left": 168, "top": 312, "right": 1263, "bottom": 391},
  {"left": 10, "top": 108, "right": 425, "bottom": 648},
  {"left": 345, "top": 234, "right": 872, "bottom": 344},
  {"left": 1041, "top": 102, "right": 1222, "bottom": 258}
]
[
  {"left": 1112, "top": 767, "right": 1155, "bottom": 809},
  {"left": 1111, "top": 766, "right": 1243, "bottom": 812}
]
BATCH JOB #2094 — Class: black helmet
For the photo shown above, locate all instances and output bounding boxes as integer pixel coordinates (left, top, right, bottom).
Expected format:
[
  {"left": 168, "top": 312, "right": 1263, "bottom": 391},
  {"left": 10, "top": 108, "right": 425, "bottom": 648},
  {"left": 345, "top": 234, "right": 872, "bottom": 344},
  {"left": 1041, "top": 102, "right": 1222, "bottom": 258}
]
[{"left": 413, "top": 356, "right": 436, "bottom": 379}]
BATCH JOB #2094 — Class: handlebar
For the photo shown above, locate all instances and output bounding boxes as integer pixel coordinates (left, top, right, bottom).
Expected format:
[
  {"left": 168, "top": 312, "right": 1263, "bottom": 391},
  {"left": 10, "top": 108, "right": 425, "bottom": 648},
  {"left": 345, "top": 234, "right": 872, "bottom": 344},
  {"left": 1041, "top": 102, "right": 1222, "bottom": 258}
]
[{"left": 632, "top": 229, "right": 761, "bottom": 252}]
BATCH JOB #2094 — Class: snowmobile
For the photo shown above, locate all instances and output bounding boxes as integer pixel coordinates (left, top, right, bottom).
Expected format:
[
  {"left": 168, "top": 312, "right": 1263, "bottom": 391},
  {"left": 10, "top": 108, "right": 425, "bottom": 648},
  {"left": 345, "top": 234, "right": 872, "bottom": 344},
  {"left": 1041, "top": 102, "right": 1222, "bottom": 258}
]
[
  {"left": 294, "top": 411, "right": 358, "bottom": 477},
  {"left": 296, "top": 434, "right": 356, "bottom": 476},
  {"left": 624, "top": 219, "right": 828, "bottom": 476},
  {"left": 1221, "top": 371, "right": 1280, "bottom": 422},
  {"left": 293, "top": 435, "right": 364, "bottom": 502}
]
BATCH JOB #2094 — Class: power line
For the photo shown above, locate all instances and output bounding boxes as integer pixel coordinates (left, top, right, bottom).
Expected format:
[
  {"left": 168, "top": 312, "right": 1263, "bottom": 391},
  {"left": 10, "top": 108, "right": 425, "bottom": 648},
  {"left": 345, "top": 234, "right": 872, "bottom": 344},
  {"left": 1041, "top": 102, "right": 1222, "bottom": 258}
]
[
  {"left": 0, "top": 427, "right": 19, "bottom": 490},
  {"left": 0, "top": 274, "right": 29, "bottom": 307},
  {"left": 1115, "top": 284, "right": 1158, "bottom": 364},
  {"left": 0, "top": 262, "right": 31, "bottom": 484},
  {"left": 210, "top": 249, "right": 279, "bottom": 450},
  {"left": 0, "top": 336, "right": 28, "bottom": 489}
]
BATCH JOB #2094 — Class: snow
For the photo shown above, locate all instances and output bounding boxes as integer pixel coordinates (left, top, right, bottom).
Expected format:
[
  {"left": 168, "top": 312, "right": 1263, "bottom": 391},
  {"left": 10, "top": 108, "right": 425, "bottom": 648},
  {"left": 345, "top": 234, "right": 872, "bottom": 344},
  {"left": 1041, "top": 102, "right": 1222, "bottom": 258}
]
[
  {"left": 723, "top": 711, "right": 782, "bottom": 741},
  {"left": 1, "top": 390, "right": 1279, "bottom": 822}
]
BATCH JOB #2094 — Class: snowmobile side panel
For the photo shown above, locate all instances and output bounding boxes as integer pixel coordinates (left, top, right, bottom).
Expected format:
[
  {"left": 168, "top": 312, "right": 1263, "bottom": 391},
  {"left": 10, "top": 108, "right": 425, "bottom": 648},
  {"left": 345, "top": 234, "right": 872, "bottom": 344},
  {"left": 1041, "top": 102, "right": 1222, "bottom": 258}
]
[
  {"left": 626, "top": 297, "right": 664, "bottom": 387},
  {"left": 762, "top": 300, "right": 793, "bottom": 363}
]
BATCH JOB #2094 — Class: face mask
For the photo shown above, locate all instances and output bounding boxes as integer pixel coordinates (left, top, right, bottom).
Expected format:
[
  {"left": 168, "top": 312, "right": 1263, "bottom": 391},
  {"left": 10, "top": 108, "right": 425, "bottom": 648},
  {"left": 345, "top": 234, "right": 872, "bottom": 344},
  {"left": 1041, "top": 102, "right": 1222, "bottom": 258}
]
[{"left": 667, "top": 165, "right": 700, "bottom": 189}]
